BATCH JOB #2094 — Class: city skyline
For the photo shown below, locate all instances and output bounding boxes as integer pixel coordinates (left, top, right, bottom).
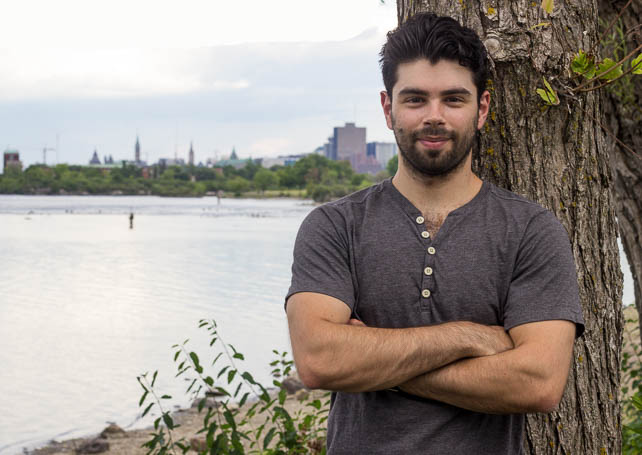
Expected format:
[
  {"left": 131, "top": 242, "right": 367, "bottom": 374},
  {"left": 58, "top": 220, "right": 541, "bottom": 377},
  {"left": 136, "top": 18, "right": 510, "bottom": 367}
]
[{"left": 0, "top": 1, "right": 399, "bottom": 169}]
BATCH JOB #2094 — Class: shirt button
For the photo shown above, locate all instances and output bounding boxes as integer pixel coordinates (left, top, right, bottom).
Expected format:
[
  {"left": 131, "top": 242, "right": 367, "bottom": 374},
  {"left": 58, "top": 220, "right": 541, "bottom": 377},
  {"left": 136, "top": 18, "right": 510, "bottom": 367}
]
[
  {"left": 422, "top": 289, "right": 431, "bottom": 298},
  {"left": 424, "top": 267, "right": 433, "bottom": 276},
  {"left": 428, "top": 247, "right": 436, "bottom": 255},
  {"left": 416, "top": 216, "right": 425, "bottom": 224},
  {"left": 421, "top": 231, "right": 430, "bottom": 239}
]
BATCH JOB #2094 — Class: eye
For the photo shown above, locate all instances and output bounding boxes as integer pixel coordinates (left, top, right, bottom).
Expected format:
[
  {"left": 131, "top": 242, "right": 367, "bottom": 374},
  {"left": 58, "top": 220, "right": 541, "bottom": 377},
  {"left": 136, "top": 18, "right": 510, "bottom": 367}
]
[
  {"left": 445, "top": 96, "right": 464, "bottom": 104},
  {"left": 405, "top": 96, "right": 424, "bottom": 104}
]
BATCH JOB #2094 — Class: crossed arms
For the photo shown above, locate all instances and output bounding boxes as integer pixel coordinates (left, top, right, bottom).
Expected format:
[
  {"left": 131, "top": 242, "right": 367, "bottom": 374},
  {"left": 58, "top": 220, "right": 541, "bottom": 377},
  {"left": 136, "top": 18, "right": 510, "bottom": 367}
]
[{"left": 286, "top": 292, "right": 576, "bottom": 414}]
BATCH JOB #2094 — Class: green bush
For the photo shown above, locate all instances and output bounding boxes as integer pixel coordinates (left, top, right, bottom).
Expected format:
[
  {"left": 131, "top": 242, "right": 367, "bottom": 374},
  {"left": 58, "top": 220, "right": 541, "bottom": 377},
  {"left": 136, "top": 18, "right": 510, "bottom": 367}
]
[
  {"left": 622, "top": 308, "right": 642, "bottom": 454},
  {"left": 138, "top": 319, "right": 330, "bottom": 454}
]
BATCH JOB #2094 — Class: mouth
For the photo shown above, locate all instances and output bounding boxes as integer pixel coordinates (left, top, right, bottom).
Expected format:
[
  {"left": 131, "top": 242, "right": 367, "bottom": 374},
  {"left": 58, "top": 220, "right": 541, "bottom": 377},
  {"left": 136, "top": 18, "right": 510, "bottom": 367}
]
[{"left": 418, "top": 137, "right": 450, "bottom": 150}]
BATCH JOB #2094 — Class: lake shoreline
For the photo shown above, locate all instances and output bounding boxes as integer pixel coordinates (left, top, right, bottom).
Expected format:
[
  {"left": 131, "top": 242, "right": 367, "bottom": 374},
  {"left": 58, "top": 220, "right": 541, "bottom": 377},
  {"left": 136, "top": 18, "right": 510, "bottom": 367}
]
[{"left": 29, "top": 387, "right": 325, "bottom": 455}]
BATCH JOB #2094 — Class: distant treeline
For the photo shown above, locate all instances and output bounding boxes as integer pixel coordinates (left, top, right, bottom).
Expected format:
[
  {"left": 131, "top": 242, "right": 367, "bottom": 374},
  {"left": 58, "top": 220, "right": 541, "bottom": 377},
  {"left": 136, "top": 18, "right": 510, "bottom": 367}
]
[{"left": 0, "top": 155, "right": 398, "bottom": 202}]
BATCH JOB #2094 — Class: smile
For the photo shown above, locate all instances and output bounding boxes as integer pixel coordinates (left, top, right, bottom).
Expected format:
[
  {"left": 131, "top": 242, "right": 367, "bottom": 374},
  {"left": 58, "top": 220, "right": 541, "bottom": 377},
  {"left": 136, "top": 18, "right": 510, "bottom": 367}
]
[{"left": 418, "top": 138, "right": 449, "bottom": 150}]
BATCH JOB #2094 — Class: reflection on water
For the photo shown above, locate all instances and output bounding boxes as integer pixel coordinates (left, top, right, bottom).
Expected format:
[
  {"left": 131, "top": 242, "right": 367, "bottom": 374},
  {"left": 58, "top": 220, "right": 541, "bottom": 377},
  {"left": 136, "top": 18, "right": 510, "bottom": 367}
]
[{"left": 0, "top": 196, "right": 314, "bottom": 454}]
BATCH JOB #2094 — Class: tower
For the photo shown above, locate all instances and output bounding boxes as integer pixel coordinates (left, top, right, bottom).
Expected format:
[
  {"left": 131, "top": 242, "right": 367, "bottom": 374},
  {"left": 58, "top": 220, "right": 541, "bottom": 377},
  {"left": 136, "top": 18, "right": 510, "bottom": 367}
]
[
  {"left": 189, "top": 142, "right": 195, "bottom": 166},
  {"left": 135, "top": 136, "right": 140, "bottom": 163}
]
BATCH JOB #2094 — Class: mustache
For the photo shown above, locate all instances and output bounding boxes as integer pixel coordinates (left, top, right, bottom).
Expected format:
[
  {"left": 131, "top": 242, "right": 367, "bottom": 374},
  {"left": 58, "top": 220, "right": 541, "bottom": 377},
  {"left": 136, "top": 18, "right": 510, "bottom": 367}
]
[{"left": 411, "top": 127, "right": 455, "bottom": 140}]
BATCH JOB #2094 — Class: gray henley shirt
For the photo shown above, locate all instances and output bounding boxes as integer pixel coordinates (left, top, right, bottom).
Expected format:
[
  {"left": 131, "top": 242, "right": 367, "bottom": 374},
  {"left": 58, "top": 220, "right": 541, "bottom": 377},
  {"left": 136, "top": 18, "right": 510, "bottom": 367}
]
[{"left": 286, "top": 178, "right": 584, "bottom": 455}]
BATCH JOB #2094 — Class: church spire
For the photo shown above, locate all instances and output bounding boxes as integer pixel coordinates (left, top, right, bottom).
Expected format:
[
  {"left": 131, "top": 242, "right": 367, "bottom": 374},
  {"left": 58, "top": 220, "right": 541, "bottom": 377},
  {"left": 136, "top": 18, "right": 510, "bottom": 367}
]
[{"left": 135, "top": 136, "right": 141, "bottom": 163}]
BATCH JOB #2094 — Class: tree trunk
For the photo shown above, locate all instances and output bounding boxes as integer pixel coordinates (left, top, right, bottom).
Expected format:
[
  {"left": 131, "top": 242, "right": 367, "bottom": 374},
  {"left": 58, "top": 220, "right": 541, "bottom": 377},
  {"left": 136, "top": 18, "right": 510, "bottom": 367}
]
[
  {"left": 397, "top": 1, "right": 623, "bottom": 453},
  {"left": 599, "top": 0, "right": 642, "bottom": 341}
]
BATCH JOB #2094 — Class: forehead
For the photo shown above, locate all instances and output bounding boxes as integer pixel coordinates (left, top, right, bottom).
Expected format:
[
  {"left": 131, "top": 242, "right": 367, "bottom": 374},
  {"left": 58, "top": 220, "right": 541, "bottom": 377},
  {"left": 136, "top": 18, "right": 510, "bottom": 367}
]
[{"left": 393, "top": 58, "right": 477, "bottom": 96}]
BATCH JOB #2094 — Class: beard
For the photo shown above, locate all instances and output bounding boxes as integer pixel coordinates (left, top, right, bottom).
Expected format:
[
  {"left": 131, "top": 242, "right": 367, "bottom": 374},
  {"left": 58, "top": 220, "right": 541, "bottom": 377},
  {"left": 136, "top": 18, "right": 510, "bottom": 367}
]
[{"left": 392, "top": 113, "right": 478, "bottom": 178}]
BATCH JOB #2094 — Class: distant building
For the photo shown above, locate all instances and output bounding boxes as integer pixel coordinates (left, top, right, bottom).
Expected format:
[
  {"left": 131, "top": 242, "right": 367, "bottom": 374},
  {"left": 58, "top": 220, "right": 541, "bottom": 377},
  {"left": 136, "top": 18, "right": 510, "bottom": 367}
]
[
  {"left": 3, "top": 149, "right": 22, "bottom": 172},
  {"left": 89, "top": 149, "right": 101, "bottom": 165},
  {"left": 367, "top": 142, "right": 398, "bottom": 168},
  {"left": 333, "top": 122, "right": 366, "bottom": 168},
  {"left": 352, "top": 152, "right": 383, "bottom": 175},
  {"left": 158, "top": 158, "right": 186, "bottom": 167},
  {"left": 262, "top": 154, "right": 306, "bottom": 168},
  {"left": 189, "top": 142, "right": 195, "bottom": 166}
]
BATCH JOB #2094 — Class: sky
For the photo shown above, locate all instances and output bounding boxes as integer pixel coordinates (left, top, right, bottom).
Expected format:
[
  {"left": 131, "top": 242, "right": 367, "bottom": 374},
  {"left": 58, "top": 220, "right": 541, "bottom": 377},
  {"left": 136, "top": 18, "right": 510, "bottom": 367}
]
[{"left": 0, "top": 0, "right": 399, "bottom": 168}]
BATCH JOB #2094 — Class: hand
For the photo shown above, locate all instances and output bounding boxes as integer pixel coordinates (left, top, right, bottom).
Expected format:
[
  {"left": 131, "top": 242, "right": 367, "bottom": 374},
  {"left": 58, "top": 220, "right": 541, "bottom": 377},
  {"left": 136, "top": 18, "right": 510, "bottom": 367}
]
[{"left": 472, "top": 325, "right": 514, "bottom": 357}]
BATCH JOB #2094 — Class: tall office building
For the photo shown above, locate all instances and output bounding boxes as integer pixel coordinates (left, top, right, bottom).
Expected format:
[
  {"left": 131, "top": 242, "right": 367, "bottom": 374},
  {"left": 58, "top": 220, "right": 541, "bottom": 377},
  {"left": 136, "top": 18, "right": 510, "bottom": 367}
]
[
  {"left": 333, "top": 122, "right": 366, "bottom": 165},
  {"left": 367, "top": 142, "right": 398, "bottom": 168}
]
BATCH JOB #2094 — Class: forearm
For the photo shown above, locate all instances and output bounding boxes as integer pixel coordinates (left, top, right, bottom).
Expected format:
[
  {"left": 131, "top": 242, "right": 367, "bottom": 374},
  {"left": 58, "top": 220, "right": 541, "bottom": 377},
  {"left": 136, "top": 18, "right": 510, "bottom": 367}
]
[
  {"left": 291, "top": 319, "right": 507, "bottom": 393},
  {"left": 399, "top": 345, "right": 564, "bottom": 414}
]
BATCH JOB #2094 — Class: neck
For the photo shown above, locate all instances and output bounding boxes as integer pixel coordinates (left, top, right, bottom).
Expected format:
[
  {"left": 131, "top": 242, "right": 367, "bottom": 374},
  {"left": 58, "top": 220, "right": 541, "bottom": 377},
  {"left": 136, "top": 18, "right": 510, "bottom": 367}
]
[{"left": 391, "top": 153, "right": 482, "bottom": 215}]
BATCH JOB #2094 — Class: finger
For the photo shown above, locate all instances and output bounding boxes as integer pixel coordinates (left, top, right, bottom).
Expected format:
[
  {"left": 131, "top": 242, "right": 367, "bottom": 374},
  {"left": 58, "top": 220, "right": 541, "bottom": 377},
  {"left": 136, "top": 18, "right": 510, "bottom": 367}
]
[{"left": 348, "top": 318, "right": 367, "bottom": 327}]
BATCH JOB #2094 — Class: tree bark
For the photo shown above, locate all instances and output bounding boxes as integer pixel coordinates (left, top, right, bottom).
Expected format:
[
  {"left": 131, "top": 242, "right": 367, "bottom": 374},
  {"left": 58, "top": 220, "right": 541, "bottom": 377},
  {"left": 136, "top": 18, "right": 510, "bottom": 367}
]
[
  {"left": 599, "top": 0, "right": 642, "bottom": 341},
  {"left": 397, "top": 1, "right": 623, "bottom": 453}
]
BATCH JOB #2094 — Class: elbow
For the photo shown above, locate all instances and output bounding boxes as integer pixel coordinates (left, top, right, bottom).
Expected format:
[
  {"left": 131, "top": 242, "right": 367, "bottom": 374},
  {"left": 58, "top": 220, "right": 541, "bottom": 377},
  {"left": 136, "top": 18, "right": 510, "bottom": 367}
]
[
  {"left": 529, "top": 380, "right": 565, "bottom": 413},
  {"left": 293, "top": 353, "right": 333, "bottom": 390}
]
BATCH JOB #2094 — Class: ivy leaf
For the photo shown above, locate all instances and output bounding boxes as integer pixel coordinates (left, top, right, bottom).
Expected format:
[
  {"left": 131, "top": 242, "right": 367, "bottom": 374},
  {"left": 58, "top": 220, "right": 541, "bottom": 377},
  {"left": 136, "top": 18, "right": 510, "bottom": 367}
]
[
  {"left": 632, "top": 54, "right": 642, "bottom": 75},
  {"left": 536, "top": 78, "right": 559, "bottom": 105},
  {"left": 541, "top": 0, "right": 554, "bottom": 14},
  {"left": 597, "top": 58, "right": 623, "bottom": 81}
]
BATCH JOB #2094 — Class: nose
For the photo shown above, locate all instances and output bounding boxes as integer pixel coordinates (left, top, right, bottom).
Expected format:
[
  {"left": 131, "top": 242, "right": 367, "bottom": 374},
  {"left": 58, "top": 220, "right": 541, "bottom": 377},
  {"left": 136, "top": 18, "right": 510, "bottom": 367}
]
[{"left": 422, "top": 100, "right": 445, "bottom": 127}]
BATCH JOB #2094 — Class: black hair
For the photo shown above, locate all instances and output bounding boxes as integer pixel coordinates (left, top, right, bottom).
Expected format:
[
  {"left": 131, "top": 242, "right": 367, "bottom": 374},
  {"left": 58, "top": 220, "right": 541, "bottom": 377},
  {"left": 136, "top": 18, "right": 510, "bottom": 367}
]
[{"left": 380, "top": 12, "right": 489, "bottom": 101}]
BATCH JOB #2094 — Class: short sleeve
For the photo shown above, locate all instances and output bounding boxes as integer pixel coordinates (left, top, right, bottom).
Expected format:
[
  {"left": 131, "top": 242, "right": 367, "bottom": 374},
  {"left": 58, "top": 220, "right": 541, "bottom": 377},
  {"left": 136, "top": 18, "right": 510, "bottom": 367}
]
[
  {"left": 285, "top": 206, "right": 356, "bottom": 311},
  {"left": 504, "top": 210, "right": 585, "bottom": 337}
]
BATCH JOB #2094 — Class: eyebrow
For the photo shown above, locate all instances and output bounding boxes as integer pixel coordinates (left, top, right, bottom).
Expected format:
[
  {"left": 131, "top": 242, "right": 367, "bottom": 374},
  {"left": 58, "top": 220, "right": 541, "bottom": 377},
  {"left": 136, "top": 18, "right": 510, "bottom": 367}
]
[{"left": 397, "top": 87, "right": 473, "bottom": 97}]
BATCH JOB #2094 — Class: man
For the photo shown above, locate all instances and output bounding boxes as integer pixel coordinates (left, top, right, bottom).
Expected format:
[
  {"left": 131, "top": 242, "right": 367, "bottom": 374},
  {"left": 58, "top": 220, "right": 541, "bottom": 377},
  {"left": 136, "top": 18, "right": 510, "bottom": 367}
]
[{"left": 285, "top": 12, "right": 584, "bottom": 454}]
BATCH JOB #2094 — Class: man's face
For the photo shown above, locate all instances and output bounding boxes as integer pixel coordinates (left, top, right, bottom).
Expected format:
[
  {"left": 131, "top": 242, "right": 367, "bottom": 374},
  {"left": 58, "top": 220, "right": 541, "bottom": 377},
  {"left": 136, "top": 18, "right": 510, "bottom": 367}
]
[{"left": 381, "top": 59, "right": 490, "bottom": 178}]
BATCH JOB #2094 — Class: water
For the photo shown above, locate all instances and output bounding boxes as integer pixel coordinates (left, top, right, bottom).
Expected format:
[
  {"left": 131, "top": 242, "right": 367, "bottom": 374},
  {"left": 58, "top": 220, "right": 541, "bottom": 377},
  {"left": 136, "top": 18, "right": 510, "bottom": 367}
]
[
  {"left": 0, "top": 195, "right": 315, "bottom": 454},
  {"left": 0, "top": 195, "right": 635, "bottom": 454}
]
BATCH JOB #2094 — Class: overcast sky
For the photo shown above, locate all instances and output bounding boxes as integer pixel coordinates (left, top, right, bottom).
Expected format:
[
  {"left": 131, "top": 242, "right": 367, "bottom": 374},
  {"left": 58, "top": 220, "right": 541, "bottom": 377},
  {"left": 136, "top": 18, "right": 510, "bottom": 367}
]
[{"left": 0, "top": 0, "right": 399, "bottom": 167}]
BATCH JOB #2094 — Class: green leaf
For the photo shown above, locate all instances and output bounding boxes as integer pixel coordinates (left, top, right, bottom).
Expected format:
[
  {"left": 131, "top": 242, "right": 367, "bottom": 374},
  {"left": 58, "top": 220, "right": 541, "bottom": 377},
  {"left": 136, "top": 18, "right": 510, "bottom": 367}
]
[
  {"left": 541, "top": 0, "right": 553, "bottom": 14},
  {"left": 239, "top": 392, "right": 250, "bottom": 407},
  {"left": 233, "top": 352, "right": 245, "bottom": 360},
  {"left": 162, "top": 412, "right": 174, "bottom": 430},
  {"left": 571, "top": 50, "right": 596, "bottom": 79},
  {"left": 186, "top": 378, "right": 197, "bottom": 393},
  {"left": 137, "top": 376, "right": 149, "bottom": 393},
  {"left": 142, "top": 402, "right": 154, "bottom": 417},
  {"left": 189, "top": 352, "right": 200, "bottom": 367},
  {"left": 173, "top": 351, "right": 181, "bottom": 362},
  {"left": 537, "top": 78, "right": 559, "bottom": 105},
  {"left": 233, "top": 381, "right": 243, "bottom": 398},
  {"left": 139, "top": 391, "right": 148, "bottom": 407},
  {"left": 151, "top": 370, "right": 158, "bottom": 387},
  {"left": 242, "top": 371, "right": 256, "bottom": 384},
  {"left": 597, "top": 58, "right": 623, "bottom": 81},
  {"left": 263, "top": 427, "right": 277, "bottom": 450},
  {"left": 217, "top": 365, "right": 230, "bottom": 379},
  {"left": 211, "top": 352, "right": 223, "bottom": 366},
  {"left": 198, "top": 397, "right": 206, "bottom": 413},
  {"left": 632, "top": 54, "right": 642, "bottom": 75},
  {"left": 161, "top": 394, "right": 172, "bottom": 399},
  {"left": 227, "top": 369, "right": 237, "bottom": 384},
  {"left": 204, "top": 376, "right": 214, "bottom": 387}
]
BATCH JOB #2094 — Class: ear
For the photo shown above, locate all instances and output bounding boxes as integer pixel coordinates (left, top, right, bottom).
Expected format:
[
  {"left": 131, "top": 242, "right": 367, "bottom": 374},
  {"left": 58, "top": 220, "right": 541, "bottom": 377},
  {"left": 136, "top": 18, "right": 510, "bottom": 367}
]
[
  {"left": 476, "top": 90, "right": 491, "bottom": 130},
  {"left": 381, "top": 91, "right": 393, "bottom": 130}
]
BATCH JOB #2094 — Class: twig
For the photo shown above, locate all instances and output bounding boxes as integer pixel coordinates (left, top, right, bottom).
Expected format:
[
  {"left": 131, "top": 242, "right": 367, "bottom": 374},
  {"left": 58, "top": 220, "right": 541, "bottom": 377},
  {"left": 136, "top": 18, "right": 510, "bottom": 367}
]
[
  {"left": 589, "top": 0, "right": 634, "bottom": 56},
  {"left": 577, "top": 58, "right": 642, "bottom": 92},
  {"left": 577, "top": 104, "right": 640, "bottom": 159},
  {"left": 574, "top": 42, "right": 642, "bottom": 91}
]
